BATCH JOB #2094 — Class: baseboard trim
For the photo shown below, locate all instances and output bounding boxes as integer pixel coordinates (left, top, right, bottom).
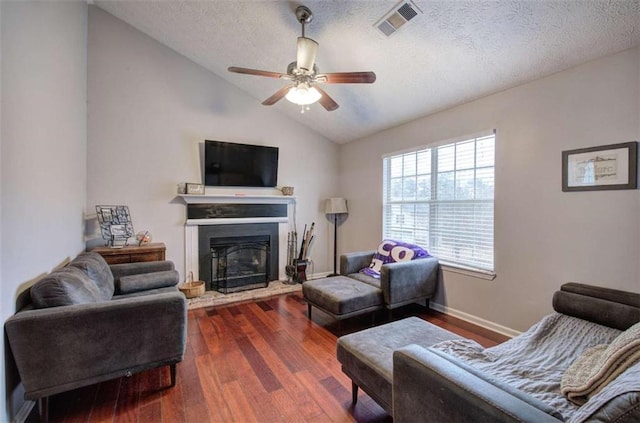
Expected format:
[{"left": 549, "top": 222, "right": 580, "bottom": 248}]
[
  {"left": 430, "top": 302, "right": 521, "bottom": 338},
  {"left": 14, "top": 400, "right": 35, "bottom": 423},
  {"left": 308, "top": 271, "right": 331, "bottom": 279}
]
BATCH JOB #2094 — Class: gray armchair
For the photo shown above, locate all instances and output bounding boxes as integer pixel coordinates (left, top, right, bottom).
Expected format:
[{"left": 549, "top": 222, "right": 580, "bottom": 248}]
[
  {"left": 340, "top": 250, "right": 439, "bottom": 310},
  {"left": 5, "top": 252, "right": 187, "bottom": 423}
]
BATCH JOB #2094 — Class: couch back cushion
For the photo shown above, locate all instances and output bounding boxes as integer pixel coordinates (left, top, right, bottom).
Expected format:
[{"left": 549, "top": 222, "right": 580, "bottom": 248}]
[
  {"left": 31, "top": 266, "right": 104, "bottom": 308},
  {"left": 69, "top": 252, "right": 114, "bottom": 300}
]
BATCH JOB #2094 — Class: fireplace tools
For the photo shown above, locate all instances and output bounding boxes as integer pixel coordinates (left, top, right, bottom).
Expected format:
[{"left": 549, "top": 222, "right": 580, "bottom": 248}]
[{"left": 286, "top": 223, "right": 315, "bottom": 283}]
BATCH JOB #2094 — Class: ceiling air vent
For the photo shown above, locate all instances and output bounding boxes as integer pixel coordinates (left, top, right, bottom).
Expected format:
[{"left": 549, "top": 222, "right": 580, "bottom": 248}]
[{"left": 375, "top": 1, "right": 422, "bottom": 37}]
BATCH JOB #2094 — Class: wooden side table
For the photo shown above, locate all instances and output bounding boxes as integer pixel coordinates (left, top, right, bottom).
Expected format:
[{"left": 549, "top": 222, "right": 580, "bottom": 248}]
[{"left": 91, "top": 242, "right": 166, "bottom": 265}]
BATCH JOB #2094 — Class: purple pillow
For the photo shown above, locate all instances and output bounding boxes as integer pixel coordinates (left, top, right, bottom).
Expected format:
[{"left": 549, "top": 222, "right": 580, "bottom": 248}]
[{"left": 360, "top": 239, "right": 430, "bottom": 279}]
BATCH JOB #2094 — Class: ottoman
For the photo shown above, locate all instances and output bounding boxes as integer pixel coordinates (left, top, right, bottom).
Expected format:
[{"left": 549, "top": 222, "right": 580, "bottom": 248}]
[
  {"left": 337, "top": 317, "right": 464, "bottom": 414},
  {"left": 302, "top": 276, "right": 384, "bottom": 329}
]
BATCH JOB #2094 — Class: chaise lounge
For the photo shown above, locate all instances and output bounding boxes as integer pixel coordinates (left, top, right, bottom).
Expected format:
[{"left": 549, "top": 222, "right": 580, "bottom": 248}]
[
  {"left": 337, "top": 282, "right": 640, "bottom": 422},
  {"left": 303, "top": 243, "right": 439, "bottom": 329}
]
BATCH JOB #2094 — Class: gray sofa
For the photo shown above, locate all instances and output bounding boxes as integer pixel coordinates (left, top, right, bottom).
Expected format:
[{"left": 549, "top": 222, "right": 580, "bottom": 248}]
[
  {"left": 4, "top": 252, "right": 187, "bottom": 423},
  {"left": 338, "top": 283, "right": 640, "bottom": 422},
  {"left": 340, "top": 250, "right": 439, "bottom": 311}
]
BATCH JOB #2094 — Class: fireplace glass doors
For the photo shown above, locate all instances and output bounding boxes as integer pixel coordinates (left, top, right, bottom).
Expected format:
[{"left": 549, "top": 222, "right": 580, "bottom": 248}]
[{"left": 210, "top": 235, "right": 270, "bottom": 294}]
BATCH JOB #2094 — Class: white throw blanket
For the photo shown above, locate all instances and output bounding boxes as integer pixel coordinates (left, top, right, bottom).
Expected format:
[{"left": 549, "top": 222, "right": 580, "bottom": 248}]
[{"left": 561, "top": 321, "right": 640, "bottom": 405}]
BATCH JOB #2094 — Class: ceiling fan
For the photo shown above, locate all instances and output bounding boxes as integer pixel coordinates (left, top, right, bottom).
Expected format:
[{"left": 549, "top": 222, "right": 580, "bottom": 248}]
[{"left": 228, "top": 5, "right": 376, "bottom": 113}]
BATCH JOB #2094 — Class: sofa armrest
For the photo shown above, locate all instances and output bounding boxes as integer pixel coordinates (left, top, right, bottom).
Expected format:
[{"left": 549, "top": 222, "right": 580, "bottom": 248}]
[
  {"left": 340, "top": 251, "right": 375, "bottom": 275},
  {"left": 393, "top": 345, "right": 562, "bottom": 423},
  {"left": 109, "top": 260, "right": 175, "bottom": 279},
  {"left": 380, "top": 256, "right": 438, "bottom": 307},
  {"left": 5, "top": 291, "right": 186, "bottom": 399}
]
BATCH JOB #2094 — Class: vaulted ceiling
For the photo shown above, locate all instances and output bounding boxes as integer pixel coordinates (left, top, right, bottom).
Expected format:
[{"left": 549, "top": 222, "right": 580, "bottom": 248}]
[{"left": 94, "top": 0, "right": 640, "bottom": 144}]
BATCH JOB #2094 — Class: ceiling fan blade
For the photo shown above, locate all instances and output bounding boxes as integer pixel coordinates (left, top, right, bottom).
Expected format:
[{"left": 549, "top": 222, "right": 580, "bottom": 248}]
[
  {"left": 262, "top": 86, "right": 291, "bottom": 106},
  {"left": 317, "top": 71, "right": 376, "bottom": 84},
  {"left": 228, "top": 67, "right": 286, "bottom": 79},
  {"left": 313, "top": 86, "right": 339, "bottom": 111},
  {"left": 297, "top": 37, "right": 318, "bottom": 72}
]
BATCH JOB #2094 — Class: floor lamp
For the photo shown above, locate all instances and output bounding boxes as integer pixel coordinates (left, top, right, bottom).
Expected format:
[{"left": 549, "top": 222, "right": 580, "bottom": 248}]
[{"left": 325, "top": 198, "right": 348, "bottom": 277}]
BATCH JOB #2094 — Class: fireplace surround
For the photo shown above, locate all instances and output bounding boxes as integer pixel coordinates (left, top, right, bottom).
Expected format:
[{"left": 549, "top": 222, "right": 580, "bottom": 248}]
[
  {"left": 180, "top": 193, "right": 295, "bottom": 292},
  {"left": 210, "top": 237, "right": 270, "bottom": 293},
  {"left": 199, "top": 223, "right": 278, "bottom": 293}
]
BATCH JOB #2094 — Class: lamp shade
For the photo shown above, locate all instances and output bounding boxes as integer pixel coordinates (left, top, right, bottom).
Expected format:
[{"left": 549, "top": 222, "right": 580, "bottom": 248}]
[
  {"left": 325, "top": 197, "right": 348, "bottom": 214},
  {"left": 285, "top": 83, "right": 322, "bottom": 105}
]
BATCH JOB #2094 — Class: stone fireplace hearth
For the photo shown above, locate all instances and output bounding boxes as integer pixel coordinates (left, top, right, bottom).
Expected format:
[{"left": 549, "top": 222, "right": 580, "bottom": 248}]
[{"left": 185, "top": 280, "right": 301, "bottom": 310}]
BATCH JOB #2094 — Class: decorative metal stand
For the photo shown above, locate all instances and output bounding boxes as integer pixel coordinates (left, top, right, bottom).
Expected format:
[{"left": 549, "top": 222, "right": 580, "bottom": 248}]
[
  {"left": 293, "top": 259, "right": 308, "bottom": 283},
  {"left": 96, "top": 205, "right": 135, "bottom": 247}
]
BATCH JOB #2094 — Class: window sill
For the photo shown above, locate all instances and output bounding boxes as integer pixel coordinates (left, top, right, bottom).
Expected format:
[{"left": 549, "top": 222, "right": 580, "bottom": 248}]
[{"left": 440, "top": 262, "right": 496, "bottom": 280}]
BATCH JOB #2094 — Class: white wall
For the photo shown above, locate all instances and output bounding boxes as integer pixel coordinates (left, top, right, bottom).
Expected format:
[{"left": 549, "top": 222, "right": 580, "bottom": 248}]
[
  {"left": 87, "top": 6, "right": 338, "bottom": 278},
  {"left": 1, "top": 1, "right": 87, "bottom": 421},
  {"left": 339, "top": 47, "right": 640, "bottom": 333},
  {"left": 0, "top": 2, "right": 4, "bottom": 421}
]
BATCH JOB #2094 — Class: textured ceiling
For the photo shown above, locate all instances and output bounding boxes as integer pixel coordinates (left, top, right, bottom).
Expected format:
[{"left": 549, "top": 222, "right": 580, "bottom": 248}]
[{"left": 93, "top": 0, "right": 640, "bottom": 144}]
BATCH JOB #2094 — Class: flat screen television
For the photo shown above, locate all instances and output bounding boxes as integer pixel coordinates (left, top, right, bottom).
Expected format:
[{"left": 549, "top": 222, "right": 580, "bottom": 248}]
[{"left": 204, "top": 140, "right": 278, "bottom": 187}]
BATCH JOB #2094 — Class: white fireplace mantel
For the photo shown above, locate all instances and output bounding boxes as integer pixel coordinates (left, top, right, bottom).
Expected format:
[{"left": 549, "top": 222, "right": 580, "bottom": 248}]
[
  {"left": 179, "top": 194, "right": 296, "bottom": 281},
  {"left": 178, "top": 194, "right": 296, "bottom": 204}
]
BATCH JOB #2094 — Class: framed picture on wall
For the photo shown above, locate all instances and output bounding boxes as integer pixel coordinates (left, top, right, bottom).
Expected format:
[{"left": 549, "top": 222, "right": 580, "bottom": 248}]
[{"left": 562, "top": 141, "right": 638, "bottom": 192}]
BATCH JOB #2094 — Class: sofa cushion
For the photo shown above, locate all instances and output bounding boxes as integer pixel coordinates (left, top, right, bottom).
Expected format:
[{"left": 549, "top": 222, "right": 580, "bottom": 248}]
[
  {"left": 116, "top": 270, "right": 179, "bottom": 295},
  {"left": 69, "top": 252, "right": 114, "bottom": 300},
  {"left": 360, "top": 239, "right": 429, "bottom": 278},
  {"left": 347, "top": 272, "right": 381, "bottom": 289},
  {"left": 31, "top": 266, "right": 103, "bottom": 308},
  {"left": 303, "top": 276, "right": 383, "bottom": 316}
]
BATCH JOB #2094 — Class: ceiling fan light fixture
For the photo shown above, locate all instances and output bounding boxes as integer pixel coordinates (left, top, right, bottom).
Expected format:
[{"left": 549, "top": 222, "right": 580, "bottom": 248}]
[
  {"left": 228, "top": 5, "right": 375, "bottom": 112},
  {"left": 296, "top": 37, "right": 319, "bottom": 72},
  {"left": 285, "top": 83, "right": 322, "bottom": 106}
]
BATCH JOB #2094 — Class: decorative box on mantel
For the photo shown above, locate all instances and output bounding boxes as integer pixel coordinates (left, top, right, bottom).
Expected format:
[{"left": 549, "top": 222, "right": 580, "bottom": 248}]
[{"left": 178, "top": 194, "right": 297, "bottom": 289}]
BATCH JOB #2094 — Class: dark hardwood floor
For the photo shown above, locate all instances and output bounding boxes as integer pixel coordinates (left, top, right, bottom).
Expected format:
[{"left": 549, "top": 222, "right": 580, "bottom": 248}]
[{"left": 35, "top": 292, "right": 509, "bottom": 423}]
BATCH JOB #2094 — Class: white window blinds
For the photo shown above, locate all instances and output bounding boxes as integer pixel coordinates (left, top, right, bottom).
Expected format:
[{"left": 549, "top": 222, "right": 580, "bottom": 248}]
[{"left": 383, "top": 133, "right": 495, "bottom": 272}]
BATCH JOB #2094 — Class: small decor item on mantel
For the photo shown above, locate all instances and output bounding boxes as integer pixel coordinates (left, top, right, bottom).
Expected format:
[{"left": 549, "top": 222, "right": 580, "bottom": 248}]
[
  {"left": 280, "top": 186, "right": 294, "bottom": 196},
  {"left": 96, "top": 205, "right": 135, "bottom": 248},
  {"left": 186, "top": 183, "right": 205, "bottom": 195},
  {"left": 179, "top": 271, "right": 205, "bottom": 299},
  {"left": 135, "top": 231, "right": 152, "bottom": 246}
]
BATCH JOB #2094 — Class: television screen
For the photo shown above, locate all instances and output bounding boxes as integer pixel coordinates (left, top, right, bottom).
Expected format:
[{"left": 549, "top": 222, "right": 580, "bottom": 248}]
[{"left": 204, "top": 140, "right": 278, "bottom": 187}]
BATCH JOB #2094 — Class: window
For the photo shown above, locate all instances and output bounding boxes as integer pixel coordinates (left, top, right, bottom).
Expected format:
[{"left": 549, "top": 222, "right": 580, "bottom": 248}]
[{"left": 383, "top": 132, "right": 495, "bottom": 273}]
